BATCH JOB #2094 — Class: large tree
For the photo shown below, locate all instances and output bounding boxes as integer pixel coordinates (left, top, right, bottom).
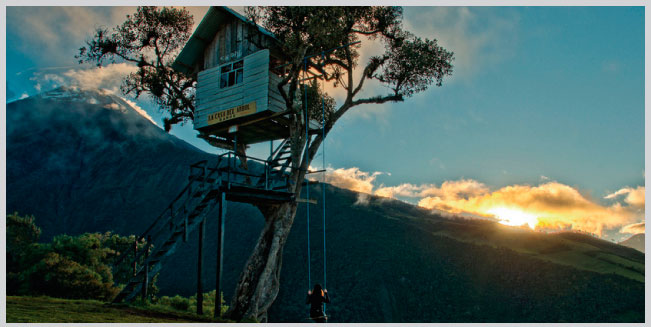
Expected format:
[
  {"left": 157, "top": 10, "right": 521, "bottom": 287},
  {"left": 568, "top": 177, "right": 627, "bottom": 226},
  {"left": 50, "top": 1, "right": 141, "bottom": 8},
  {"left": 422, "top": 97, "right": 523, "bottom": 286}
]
[{"left": 78, "top": 6, "right": 453, "bottom": 322}]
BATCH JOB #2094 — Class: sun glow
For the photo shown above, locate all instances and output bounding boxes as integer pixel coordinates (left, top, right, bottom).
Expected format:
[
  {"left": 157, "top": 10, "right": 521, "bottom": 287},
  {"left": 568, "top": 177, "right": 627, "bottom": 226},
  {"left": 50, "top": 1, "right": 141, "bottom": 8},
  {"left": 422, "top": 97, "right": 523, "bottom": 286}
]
[{"left": 487, "top": 207, "right": 539, "bottom": 229}]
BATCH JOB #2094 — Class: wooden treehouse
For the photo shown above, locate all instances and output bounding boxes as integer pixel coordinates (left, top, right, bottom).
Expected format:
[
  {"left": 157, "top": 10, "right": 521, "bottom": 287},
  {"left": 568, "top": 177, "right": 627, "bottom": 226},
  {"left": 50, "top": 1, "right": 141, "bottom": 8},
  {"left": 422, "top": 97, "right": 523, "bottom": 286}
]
[{"left": 112, "top": 7, "right": 322, "bottom": 316}]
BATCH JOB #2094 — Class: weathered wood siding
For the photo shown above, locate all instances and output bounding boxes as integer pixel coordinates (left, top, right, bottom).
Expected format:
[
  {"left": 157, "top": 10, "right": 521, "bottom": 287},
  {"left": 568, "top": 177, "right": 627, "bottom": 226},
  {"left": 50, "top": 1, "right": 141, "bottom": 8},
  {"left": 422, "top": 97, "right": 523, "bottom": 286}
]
[
  {"left": 268, "top": 72, "right": 287, "bottom": 112},
  {"left": 203, "top": 18, "right": 266, "bottom": 70},
  {"left": 195, "top": 49, "right": 275, "bottom": 129}
]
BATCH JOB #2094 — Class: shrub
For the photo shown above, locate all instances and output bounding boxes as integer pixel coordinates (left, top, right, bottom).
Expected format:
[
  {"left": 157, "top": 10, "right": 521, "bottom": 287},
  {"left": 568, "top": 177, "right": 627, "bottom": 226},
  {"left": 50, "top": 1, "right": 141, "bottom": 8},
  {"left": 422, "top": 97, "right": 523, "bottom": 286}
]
[
  {"left": 6, "top": 212, "right": 148, "bottom": 301},
  {"left": 170, "top": 295, "right": 190, "bottom": 311}
]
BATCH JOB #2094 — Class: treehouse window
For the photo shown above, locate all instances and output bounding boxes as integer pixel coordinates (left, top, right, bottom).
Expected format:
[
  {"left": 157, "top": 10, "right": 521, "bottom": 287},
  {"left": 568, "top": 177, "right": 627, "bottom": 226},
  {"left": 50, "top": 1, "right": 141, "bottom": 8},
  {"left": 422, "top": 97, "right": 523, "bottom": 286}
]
[{"left": 220, "top": 60, "right": 244, "bottom": 88}]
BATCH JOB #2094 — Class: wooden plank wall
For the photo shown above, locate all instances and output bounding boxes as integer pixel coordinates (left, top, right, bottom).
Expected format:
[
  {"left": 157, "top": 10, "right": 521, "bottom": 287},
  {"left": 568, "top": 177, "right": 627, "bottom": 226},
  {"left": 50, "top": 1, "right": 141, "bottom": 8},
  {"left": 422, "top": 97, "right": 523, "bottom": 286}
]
[
  {"left": 203, "top": 18, "right": 264, "bottom": 70},
  {"left": 268, "top": 73, "right": 287, "bottom": 112},
  {"left": 195, "top": 50, "right": 271, "bottom": 129}
]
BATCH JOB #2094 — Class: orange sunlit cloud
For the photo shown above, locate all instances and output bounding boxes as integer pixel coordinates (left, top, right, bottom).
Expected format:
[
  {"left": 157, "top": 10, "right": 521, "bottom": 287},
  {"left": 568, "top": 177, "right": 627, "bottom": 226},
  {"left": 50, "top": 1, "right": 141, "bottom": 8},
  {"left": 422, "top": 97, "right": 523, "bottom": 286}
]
[
  {"left": 312, "top": 166, "right": 644, "bottom": 236},
  {"left": 417, "top": 182, "right": 641, "bottom": 236},
  {"left": 605, "top": 186, "right": 645, "bottom": 209},
  {"left": 620, "top": 222, "right": 645, "bottom": 234}
]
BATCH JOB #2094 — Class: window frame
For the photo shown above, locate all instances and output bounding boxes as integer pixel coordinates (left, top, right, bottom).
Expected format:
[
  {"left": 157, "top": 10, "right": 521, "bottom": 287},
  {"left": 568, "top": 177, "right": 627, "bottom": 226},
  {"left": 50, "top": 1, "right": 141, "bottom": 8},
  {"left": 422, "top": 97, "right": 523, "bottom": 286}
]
[{"left": 220, "top": 60, "right": 244, "bottom": 89}]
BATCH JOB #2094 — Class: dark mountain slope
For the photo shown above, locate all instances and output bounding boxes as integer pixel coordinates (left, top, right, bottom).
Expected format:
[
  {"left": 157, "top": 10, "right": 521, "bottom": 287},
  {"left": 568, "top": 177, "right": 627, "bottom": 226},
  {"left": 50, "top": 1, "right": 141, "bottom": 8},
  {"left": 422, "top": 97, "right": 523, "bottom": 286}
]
[
  {"left": 268, "top": 188, "right": 643, "bottom": 322},
  {"left": 7, "top": 87, "right": 210, "bottom": 239},
  {"left": 6, "top": 88, "right": 644, "bottom": 323}
]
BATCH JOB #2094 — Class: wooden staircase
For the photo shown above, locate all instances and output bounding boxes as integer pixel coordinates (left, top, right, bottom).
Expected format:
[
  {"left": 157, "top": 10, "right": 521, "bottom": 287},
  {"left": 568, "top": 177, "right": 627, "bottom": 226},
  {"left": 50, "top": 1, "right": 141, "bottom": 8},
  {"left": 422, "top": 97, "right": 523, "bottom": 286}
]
[{"left": 112, "top": 149, "right": 294, "bottom": 303}]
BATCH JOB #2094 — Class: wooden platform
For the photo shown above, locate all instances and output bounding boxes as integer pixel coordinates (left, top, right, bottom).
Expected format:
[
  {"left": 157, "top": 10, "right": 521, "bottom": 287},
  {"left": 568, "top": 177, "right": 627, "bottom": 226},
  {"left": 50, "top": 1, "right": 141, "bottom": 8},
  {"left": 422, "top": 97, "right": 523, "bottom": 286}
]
[
  {"left": 203, "top": 183, "right": 294, "bottom": 205},
  {"left": 197, "top": 110, "right": 292, "bottom": 145}
]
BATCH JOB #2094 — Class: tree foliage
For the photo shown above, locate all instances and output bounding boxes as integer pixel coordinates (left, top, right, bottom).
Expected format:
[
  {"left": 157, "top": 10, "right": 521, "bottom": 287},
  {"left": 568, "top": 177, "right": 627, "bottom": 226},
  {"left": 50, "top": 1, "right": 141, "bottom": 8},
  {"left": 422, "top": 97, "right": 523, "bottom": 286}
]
[
  {"left": 247, "top": 7, "right": 452, "bottom": 113},
  {"left": 77, "top": 7, "right": 196, "bottom": 132},
  {"left": 6, "top": 213, "right": 154, "bottom": 301}
]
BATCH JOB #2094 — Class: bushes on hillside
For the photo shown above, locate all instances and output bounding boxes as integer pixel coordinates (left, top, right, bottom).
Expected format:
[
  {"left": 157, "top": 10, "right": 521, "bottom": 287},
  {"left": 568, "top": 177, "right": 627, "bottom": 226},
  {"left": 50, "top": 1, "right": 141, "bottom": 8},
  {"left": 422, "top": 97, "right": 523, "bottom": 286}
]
[
  {"left": 6, "top": 212, "right": 152, "bottom": 301},
  {"left": 156, "top": 290, "right": 228, "bottom": 317}
]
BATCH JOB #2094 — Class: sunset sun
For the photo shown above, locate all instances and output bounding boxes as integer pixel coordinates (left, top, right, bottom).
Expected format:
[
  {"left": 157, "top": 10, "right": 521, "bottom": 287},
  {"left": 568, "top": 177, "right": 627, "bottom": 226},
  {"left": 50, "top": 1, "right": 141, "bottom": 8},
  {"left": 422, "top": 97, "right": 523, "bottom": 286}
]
[{"left": 487, "top": 207, "right": 538, "bottom": 229}]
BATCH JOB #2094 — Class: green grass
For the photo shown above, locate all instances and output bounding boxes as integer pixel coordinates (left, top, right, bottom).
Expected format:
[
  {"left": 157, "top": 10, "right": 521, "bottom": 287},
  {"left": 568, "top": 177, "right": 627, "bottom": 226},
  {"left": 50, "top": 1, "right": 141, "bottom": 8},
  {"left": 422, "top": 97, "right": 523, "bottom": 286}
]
[{"left": 6, "top": 296, "right": 234, "bottom": 323}]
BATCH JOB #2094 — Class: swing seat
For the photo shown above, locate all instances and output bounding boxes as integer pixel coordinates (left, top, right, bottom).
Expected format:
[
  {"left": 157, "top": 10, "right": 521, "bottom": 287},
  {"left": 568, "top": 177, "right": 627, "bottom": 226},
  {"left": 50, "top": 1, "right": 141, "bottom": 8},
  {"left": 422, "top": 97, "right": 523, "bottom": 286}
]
[{"left": 306, "top": 315, "right": 328, "bottom": 320}]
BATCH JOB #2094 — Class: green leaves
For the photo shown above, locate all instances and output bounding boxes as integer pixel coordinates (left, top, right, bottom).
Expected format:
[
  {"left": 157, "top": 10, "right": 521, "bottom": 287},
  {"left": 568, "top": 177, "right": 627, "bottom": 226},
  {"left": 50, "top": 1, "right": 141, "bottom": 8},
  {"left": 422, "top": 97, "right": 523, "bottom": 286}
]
[
  {"left": 379, "top": 34, "right": 454, "bottom": 96},
  {"left": 251, "top": 6, "right": 453, "bottom": 131},
  {"left": 6, "top": 213, "right": 146, "bottom": 301}
]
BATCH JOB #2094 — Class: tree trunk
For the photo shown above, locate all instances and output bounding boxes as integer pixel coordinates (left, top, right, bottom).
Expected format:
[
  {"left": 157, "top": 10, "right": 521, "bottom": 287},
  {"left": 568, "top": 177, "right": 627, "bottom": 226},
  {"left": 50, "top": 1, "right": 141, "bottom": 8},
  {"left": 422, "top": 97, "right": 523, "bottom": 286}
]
[{"left": 225, "top": 201, "right": 299, "bottom": 322}]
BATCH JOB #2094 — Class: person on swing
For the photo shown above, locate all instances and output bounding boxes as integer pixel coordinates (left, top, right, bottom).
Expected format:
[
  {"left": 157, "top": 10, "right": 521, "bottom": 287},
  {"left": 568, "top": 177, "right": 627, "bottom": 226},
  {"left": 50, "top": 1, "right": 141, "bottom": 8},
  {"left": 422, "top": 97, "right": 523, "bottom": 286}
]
[{"left": 306, "top": 283, "right": 330, "bottom": 322}]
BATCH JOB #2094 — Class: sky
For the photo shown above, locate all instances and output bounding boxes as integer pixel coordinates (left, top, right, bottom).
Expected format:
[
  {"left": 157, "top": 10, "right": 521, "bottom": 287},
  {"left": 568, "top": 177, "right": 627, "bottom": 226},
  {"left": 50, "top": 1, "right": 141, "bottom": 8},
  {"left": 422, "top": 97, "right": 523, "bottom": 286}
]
[{"left": 4, "top": 6, "right": 645, "bottom": 242}]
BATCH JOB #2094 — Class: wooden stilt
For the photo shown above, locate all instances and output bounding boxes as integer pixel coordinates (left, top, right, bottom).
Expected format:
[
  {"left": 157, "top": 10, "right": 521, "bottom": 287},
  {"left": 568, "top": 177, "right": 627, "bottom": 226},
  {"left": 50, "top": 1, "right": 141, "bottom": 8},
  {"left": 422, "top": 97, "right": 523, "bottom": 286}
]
[
  {"left": 215, "top": 191, "right": 226, "bottom": 318},
  {"left": 197, "top": 218, "right": 205, "bottom": 315},
  {"left": 142, "top": 235, "right": 151, "bottom": 302},
  {"left": 133, "top": 238, "right": 138, "bottom": 277}
]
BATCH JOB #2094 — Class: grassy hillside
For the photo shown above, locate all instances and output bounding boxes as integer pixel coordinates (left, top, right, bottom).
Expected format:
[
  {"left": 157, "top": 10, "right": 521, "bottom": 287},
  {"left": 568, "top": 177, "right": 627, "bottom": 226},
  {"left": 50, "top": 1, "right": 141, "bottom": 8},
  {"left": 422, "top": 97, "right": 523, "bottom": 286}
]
[
  {"left": 6, "top": 296, "right": 231, "bottom": 323},
  {"left": 267, "top": 186, "right": 644, "bottom": 323},
  {"left": 423, "top": 219, "right": 644, "bottom": 282}
]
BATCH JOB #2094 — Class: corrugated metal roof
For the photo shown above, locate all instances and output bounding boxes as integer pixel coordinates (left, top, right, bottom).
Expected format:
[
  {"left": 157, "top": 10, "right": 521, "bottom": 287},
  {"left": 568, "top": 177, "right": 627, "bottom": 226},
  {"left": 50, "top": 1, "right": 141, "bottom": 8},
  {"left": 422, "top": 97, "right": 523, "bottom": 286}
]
[{"left": 172, "top": 6, "right": 277, "bottom": 74}]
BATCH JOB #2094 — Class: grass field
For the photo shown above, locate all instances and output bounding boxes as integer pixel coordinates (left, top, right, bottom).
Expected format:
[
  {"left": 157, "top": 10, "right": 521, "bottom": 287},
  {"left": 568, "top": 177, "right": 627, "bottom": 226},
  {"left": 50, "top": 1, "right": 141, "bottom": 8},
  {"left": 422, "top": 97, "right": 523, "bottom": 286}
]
[{"left": 6, "top": 296, "right": 232, "bottom": 323}]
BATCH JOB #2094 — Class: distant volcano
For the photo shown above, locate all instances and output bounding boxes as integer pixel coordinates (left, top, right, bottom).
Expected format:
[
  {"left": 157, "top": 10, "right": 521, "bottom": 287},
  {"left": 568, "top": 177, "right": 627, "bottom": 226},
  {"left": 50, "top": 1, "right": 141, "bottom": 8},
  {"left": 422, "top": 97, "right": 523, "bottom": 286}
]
[
  {"left": 619, "top": 233, "right": 645, "bottom": 253},
  {"left": 7, "top": 87, "right": 208, "bottom": 238},
  {"left": 6, "top": 87, "right": 645, "bottom": 323}
]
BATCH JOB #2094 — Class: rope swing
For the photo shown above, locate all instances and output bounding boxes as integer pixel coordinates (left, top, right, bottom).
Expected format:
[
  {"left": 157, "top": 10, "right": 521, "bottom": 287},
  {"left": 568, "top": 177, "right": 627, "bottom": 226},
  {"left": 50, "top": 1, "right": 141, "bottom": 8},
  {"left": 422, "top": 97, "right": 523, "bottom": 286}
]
[
  {"left": 304, "top": 55, "right": 329, "bottom": 307},
  {"left": 304, "top": 59, "right": 312, "bottom": 291}
]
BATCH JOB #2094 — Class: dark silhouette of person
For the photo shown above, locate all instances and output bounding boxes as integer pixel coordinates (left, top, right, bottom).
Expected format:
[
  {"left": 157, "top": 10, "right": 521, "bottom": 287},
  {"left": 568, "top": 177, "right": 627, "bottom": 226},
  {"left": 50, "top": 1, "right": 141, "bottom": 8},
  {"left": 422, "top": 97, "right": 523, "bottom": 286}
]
[{"left": 306, "top": 283, "right": 330, "bottom": 323}]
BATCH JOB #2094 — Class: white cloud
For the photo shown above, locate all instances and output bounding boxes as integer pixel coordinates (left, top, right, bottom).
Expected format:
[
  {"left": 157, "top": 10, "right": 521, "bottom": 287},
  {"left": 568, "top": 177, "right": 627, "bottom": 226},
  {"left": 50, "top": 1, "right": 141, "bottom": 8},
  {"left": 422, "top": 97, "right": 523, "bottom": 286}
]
[
  {"left": 620, "top": 222, "right": 644, "bottom": 234},
  {"left": 19, "top": 93, "right": 29, "bottom": 100},
  {"left": 62, "top": 63, "right": 138, "bottom": 93},
  {"left": 605, "top": 186, "right": 645, "bottom": 209},
  {"left": 403, "top": 7, "right": 519, "bottom": 81},
  {"left": 317, "top": 166, "right": 384, "bottom": 194},
  {"left": 8, "top": 7, "right": 135, "bottom": 66},
  {"left": 30, "top": 63, "right": 138, "bottom": 96},
  {"left": 120, "top": 96, "right": 159, "bottom": 127}
]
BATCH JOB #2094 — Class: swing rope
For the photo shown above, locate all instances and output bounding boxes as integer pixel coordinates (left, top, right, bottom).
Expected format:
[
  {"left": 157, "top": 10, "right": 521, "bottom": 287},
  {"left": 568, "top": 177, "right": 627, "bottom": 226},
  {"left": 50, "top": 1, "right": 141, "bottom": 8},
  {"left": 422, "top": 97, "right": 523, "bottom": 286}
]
[
  {"left": 321, "top": 53, "right": 328, "bottom": 312},
  {"left": 304, "top": 58, "right": 312, "bottom": 291},
  {"left": 305, "top": 54, "right": 329, "bottom": 319}
]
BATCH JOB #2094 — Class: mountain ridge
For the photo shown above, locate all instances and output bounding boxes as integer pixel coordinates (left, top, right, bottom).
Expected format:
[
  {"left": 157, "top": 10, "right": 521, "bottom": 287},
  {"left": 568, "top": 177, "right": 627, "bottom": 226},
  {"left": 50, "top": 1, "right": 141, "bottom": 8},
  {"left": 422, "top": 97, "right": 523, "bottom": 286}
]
[
  {"left": 619, "top": 233, "right": 645, "bottom": 253},
  {"left": 6, "top": 88, "right": 644, "bottom": 323}
]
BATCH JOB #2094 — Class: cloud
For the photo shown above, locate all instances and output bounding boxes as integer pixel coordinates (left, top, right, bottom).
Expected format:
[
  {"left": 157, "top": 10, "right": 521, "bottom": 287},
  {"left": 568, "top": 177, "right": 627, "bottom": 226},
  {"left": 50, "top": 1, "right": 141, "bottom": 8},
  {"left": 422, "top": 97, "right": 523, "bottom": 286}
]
[
  {"left": 403, "top": 7, "right": 519, "bottom": 80},
  {"left": 417, "top": 182, "right": 640, "bottom": 236},
  {"left": 374, "top": 179, "right": 488, "bottom": 200},
  {"left": 28, "top": 63, "right": 159, "bottom": 127},
  {"left": 8, "top": 7, "right": 135, "bottom": 66},
  {"left": 620, "top": 222, "right": 645, "bottom": 234},
  {"left": 19, "top": 93, "right": 29, "bottom": 100},
  {"left": 605, "top": 186, "right": 645, "bottom": 209},
  {"left": 31, "top": 63, "right": 138, "bottom": 93},
  {"left": 314, "top": 165, "right": 642, "bottom": 236},
  {"left": 318, "top": 166, "right": 384, "bottom": 194},
  {"left": 120, "top": 96, "right": 158, "bottom": 126}
]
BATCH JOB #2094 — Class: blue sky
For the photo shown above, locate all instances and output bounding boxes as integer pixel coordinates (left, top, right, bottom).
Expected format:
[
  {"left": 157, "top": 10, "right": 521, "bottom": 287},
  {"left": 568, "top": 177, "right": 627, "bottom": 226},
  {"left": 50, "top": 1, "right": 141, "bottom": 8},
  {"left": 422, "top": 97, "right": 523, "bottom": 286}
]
[{"left": 5, "top": 6, "right": 645, "bottom": 241}]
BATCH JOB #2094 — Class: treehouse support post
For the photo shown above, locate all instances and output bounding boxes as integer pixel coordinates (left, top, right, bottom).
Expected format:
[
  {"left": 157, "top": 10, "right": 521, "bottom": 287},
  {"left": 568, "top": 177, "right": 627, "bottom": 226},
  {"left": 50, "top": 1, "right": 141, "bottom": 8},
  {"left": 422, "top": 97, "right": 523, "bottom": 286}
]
[
  {"left": 215, "top": 191, "right": 226, "bottom": 317},
  {"left": 133, "top": 238, "right": 137, "bottom": 276},
  {"left": 142, "top": 235, "right": 151, "bottom": 302},
  {"left": 197, "top": 218, "right": 205, "bottom": 315}
]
